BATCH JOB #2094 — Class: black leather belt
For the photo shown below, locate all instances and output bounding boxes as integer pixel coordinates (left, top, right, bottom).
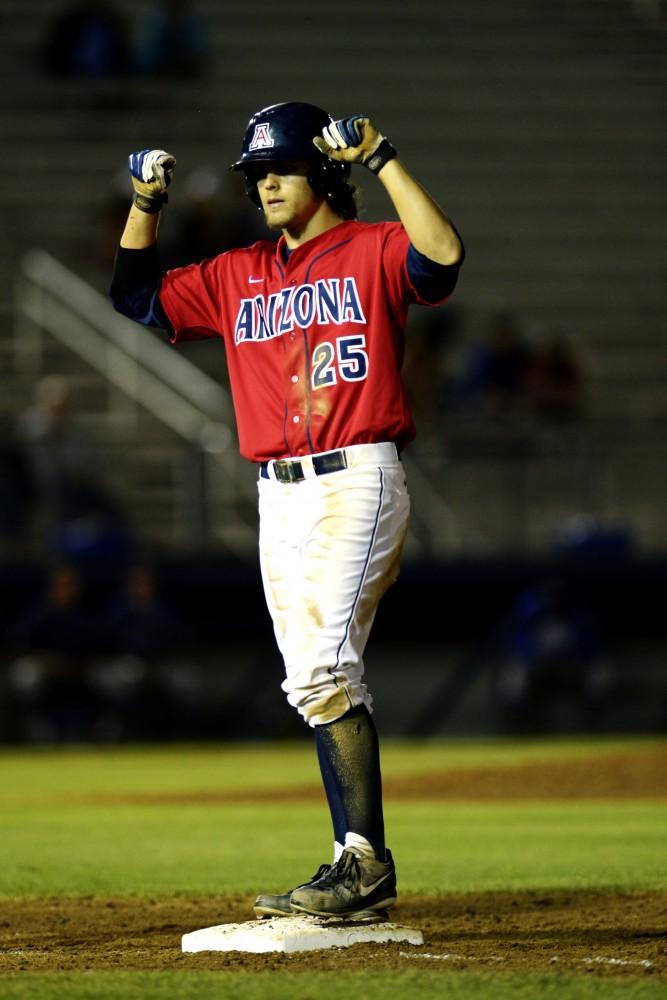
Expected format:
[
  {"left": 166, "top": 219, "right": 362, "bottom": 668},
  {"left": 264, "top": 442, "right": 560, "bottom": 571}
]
[{"left": 260, "top": 449, "right": 348, "bottom": 483}]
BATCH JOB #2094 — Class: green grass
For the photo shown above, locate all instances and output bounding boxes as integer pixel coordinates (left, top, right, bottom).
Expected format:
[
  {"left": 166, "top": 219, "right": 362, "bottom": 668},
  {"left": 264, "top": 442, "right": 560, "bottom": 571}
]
[
  {"left": 1, "top": 800, "right": 665, "bottom": 897},
  {"left": 0, "top": 971, "right": 663, "bottom": 1000},
  {"left": 0, "top": 737, "right": 664, "bottom": 897}
]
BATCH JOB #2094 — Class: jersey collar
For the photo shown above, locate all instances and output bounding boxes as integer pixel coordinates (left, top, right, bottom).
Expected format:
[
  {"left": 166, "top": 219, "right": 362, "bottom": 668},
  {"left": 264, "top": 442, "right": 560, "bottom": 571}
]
[{"left": 275, "top": 220, "right": 356, "bottom": 267}]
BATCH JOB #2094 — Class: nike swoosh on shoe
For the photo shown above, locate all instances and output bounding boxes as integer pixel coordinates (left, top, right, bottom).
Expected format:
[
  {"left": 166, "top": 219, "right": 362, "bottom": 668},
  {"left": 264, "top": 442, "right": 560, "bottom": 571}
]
[{"left": 358, "top": 873, "right": 392, "bottom": 897}]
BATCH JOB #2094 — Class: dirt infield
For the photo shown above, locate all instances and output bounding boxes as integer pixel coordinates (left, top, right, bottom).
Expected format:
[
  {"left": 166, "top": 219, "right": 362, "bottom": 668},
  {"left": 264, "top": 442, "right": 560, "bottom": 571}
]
[
  {"left": 1, "top": 748, "right": 665, "bottom": 979},
  {"left": 1, "top": 890, "right": 665, "bottom": 978}
]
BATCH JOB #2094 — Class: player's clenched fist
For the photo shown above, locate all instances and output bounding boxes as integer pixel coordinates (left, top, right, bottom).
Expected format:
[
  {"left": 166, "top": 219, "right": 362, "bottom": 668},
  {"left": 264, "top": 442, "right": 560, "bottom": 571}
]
[
  {"left": 313, "top": 116, "right": 397, "bottom": 175},
  {"left": 128, "top": 148, "right": 176, "bottom": 212}
]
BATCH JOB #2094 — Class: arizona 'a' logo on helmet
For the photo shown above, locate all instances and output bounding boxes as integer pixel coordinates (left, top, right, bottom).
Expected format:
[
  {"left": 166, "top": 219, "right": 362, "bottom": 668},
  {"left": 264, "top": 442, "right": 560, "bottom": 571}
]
[{"left": 248, "top": 123, "right": 273, "bottom": 151}]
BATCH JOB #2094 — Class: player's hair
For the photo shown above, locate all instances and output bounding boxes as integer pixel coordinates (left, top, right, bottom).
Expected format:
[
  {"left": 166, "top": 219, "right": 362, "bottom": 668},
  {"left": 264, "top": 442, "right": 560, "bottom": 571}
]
[{"left": 325, "top": 178, "right": 359, "bottom": 220}]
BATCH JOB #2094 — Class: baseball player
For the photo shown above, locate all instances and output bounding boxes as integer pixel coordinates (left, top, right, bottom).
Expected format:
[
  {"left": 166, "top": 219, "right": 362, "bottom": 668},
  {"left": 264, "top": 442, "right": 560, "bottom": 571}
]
[{"left": 110, "top": 102, "right": 464, "bottom": 921}]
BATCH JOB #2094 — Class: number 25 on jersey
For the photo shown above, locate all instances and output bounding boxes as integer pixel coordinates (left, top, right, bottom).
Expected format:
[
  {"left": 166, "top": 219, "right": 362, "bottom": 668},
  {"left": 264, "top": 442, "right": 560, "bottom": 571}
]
[{"left": 312, "top": 334, "right": 369, "bottom": 389}]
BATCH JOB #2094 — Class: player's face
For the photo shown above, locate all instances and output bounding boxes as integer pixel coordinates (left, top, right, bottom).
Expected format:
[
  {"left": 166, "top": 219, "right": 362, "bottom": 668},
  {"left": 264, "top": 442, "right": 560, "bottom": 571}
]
[{"left": 251, "top": 161, "right": 322, "bottom": 233}]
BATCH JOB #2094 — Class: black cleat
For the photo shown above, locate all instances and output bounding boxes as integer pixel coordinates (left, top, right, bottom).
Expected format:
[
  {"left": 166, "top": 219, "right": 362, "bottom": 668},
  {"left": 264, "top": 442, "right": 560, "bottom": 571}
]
[
  {"left": 289, "top": 848, "right": 396, "bottom": 919},
  {"left": 253, "top": 863, "right": 332, "bottom": 918}
]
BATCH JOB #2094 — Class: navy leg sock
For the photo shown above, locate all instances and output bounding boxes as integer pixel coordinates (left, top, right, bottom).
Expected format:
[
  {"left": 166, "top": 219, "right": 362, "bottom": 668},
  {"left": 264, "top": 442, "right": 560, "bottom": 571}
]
[{"left": 314, "top": 704, "right": 386, "bottom": 860}]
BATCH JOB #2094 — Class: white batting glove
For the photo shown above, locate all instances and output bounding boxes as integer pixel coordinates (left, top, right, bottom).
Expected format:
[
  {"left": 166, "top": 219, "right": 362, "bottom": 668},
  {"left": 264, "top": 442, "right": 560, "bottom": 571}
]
[
  {"left": 128, "top": 148, "right": 176, "bottom": 210},
  {"left": 321, "top": 116, "right": 365, "bottom": 150},
  {"left": 314, "top": 116, "right": 397, "bottom": 175}
]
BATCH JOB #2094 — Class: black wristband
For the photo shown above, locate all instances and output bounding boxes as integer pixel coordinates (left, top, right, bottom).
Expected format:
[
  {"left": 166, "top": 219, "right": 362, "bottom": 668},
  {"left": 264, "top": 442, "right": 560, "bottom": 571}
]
[
  {"left": 364, "top": 138, "right": 397, "bottom": 175},
  {"left": 133, "top": 192, "right": 166, "bottom": 214}
]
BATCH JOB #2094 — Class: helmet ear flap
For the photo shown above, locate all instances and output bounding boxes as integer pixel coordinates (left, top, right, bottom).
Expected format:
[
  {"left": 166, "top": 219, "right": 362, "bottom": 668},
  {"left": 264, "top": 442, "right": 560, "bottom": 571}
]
[
  {"left": 244, "top": 176, "right": 262, "bottom": 208},
  {"left": 308, "top": 158, "right": 350, "bottom": 199}
]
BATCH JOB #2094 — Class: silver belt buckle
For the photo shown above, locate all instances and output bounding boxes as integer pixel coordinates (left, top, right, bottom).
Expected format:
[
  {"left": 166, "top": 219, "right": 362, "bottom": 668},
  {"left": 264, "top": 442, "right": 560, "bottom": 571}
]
[{"left": 274, "top": 459, "right": 303, "bottom": 483}]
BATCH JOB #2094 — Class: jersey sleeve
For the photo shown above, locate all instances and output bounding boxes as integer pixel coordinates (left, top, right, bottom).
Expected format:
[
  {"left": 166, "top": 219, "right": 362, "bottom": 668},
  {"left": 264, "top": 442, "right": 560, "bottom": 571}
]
[
  {"left": 406, "top": 244, "right": 465, "bottom": 304},
  {"left": 379, "top": 221, "right": 465, "bottom": 308},
  {"left": 377, "top": 223, "right": 416, "bottom": 312},
  {"left": 110, "top": 245, "right": 173, "bottom": 332},
  {"left": 158, "top": 256, "right": 224, "bottom": 343}
]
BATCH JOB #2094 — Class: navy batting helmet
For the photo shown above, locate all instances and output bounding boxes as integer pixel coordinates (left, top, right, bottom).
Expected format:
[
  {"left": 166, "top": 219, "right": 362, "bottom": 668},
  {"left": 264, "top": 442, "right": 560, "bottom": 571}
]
[{"left": 231, "top": 102, "right": 350, "bottom": 207}]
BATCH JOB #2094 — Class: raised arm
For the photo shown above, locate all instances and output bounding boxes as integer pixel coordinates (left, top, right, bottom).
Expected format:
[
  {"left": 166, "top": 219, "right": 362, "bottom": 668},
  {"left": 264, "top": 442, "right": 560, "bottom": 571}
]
[
  {"left": 119, "top": 148, "right": 176, "bottom": 249},
  {"left": 314, "top": 117, "right": 463, "bottom": 266},
  {"left": 110, "top": 149, "right": 176, "bottom": 330}
]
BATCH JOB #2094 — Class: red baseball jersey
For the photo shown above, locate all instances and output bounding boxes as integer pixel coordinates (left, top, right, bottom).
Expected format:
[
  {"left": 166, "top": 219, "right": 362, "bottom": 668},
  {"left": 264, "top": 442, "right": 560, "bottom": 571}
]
[{"left": 159, "top": 219, "right": 447, "bottom": 462}]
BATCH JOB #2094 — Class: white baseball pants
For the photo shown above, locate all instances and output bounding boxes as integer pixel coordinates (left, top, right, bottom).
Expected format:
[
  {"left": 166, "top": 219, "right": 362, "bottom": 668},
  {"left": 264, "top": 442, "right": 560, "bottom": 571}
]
[{"left": 257, "top": 443, "right": 410, "bottom": 726}]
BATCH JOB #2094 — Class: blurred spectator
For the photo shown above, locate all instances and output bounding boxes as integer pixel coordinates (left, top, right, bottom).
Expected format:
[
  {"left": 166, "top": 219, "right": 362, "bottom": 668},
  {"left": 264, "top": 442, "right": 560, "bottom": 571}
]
[
  {"left": 15, "top": 375, "right": 133, "bottom": 565},
  {"left": 90, "top": 562, "right": 199, "bottom": 739},
  {"left": 104, "top": 563, "right": 183, "bottom": 655},
  {"left": 41, "top": 0, "right": 131, "bottom": 78},
  {"left": 6, "top": 564, "right": 99, "bottom": 743},
  {"left": 402, "top": 305, "right": 461, "bottom": 425},
  {"left": 453, "top": 310, "right": 531, "bottom": 419},
  {"left": 523, "top": 325, "right": 585, "bottom": 423},
  {"left": 132, "top": 0, "right": 209, "bottom": 78},
  {"left": 553, "top": 514, "right": 636, "bottom": 560},
  {"left": 493, "top": 576, "right": 612, "bottom": 732}
]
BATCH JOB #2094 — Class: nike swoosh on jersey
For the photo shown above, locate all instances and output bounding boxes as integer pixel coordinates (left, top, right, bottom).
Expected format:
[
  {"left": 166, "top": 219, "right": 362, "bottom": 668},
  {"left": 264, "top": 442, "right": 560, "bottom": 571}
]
[
  {"left": 358, "top": 873, "right": 392, "bottom": 897},
  {"left": 248, "top": 277, "right": 264, "bottom": 283}
]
